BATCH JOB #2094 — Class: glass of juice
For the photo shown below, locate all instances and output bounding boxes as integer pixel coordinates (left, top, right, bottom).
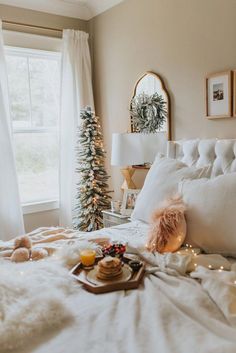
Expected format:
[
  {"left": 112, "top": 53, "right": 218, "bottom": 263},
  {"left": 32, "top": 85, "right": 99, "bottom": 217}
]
[{"left": 80, "top": 249, "right": 96, "bottom": 270}]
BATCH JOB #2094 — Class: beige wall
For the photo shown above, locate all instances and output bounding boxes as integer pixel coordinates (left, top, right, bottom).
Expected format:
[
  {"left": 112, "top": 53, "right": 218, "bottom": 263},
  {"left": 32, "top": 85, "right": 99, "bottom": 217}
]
[
  {"left": 91, "top": 0, "right": 236, "bottom": 199},
  {"left": 23, "top": 209, "right": 59, "bottom": 233},
  {"left": 0, "top": 4, "right": 88, "bottom": 37}
]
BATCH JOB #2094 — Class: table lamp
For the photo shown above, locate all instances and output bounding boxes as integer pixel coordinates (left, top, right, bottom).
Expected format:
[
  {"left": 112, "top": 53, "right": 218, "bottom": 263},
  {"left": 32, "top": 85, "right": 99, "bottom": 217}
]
[{"left": 111, "top": 132, "right": 166, "bottom": 190}]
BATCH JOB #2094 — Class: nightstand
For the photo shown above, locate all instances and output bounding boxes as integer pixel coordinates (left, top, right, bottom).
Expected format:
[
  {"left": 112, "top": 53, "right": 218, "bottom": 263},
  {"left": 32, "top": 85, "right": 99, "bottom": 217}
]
[{"left": 102, "top": 210, "right": 131, "bottom": 228}]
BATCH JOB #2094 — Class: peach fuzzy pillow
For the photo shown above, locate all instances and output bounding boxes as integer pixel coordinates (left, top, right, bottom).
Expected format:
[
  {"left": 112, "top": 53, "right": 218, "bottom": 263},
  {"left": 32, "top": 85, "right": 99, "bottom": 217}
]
[{"left": 147, "top": 196, "right": 186, "bottom": 253}]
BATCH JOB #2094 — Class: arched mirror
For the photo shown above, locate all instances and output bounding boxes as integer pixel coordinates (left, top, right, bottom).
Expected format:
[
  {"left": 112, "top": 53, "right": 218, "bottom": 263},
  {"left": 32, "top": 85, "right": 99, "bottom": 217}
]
[{"left": 130, "top": 72, "right": 171, "bottom": 140}]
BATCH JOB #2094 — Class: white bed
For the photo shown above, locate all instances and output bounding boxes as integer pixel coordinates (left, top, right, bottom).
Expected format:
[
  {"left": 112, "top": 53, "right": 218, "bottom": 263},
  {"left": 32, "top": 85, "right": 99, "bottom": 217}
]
[
  {"left": 167, "top": 138, "right": 236, "bottom": 176},
  {"left": 2, "top": 139, "right": 236, "bottom": 353}
]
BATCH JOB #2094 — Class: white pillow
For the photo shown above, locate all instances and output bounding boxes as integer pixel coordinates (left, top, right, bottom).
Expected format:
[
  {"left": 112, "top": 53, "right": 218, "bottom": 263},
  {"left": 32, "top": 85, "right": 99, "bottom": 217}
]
[
  {"left": 131, "top": 156, "right": 210, "bottom": 223},
  {"left": 180, "top": 173, "right": 236, "bottom": 256}
]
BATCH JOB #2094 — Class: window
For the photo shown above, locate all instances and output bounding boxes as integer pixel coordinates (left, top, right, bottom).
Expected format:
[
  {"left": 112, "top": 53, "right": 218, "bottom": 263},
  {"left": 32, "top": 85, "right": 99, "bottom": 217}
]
[{"left": 6, "top": 47, "right": 61, "bottom": 206}]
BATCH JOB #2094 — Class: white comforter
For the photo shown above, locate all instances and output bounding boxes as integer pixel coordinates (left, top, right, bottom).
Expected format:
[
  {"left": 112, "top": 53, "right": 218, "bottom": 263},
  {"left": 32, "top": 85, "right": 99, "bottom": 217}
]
[{"left": 2, "top": 222, "right": 236, "bottom": 353}]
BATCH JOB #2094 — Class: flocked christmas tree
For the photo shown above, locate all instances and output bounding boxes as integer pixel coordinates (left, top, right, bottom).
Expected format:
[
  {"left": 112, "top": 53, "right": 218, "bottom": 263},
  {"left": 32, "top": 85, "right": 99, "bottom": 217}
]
[{"left": 73, "top": 106, "right": 111, "bottom": 232}]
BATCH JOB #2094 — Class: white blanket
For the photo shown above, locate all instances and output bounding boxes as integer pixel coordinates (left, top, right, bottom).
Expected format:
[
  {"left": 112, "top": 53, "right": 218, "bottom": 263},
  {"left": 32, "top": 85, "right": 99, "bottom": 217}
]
[
  {"left": 0, "top": 260, "right": 77, "bottom": 352},
  {"left": 191, "top": 266, "right": 236, "bottom": 327},
  {"left": 1, "top": 222, "right": 236, "bottom": 353}
]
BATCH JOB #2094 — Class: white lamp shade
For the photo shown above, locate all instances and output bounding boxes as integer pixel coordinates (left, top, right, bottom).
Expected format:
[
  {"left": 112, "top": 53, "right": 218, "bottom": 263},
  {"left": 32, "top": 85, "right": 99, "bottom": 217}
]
[{"left": 111, "top": 132, "right": 167, "bottom": 166}]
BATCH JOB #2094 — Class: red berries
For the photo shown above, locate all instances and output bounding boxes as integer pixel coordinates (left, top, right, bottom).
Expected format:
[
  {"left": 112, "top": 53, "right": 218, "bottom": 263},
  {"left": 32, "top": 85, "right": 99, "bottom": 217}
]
[{"left": 102, "top": 243, "right": 126, "bottom": 257}]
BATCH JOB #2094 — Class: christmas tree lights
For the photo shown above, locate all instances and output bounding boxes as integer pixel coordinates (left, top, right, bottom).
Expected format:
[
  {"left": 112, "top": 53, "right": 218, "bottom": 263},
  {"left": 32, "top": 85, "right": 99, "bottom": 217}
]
[{"left": 73, "top": 107, "right": 111, "bottom": 231}]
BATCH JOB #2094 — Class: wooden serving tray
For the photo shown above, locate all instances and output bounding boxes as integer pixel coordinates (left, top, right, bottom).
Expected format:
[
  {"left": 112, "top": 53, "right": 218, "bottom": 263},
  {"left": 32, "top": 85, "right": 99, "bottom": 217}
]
[{"left": 70, "top": 256, "right": 145, "bottom": 294}]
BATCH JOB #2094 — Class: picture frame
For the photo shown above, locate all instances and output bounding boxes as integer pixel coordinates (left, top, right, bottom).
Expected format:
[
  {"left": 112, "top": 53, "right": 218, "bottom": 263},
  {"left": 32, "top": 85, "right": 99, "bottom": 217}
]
[
  {"left": 205, "top": 70, "right": 232, "bottom": 119},
  {"left": 121, "top": 189, "right": 140, "bottom": 216}
]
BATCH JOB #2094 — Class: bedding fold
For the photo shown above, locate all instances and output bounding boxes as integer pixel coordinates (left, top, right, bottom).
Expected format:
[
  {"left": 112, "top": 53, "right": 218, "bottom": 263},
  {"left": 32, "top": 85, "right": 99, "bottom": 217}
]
[{"left": 191, "top": 266, "right": 236, "bottom": 327}]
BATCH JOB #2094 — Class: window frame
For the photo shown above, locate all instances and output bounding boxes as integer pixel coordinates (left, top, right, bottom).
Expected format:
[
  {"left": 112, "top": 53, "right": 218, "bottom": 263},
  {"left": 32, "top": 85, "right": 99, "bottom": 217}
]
[{"left": 5, "top": 46, "right": 61, "bottom": 214}]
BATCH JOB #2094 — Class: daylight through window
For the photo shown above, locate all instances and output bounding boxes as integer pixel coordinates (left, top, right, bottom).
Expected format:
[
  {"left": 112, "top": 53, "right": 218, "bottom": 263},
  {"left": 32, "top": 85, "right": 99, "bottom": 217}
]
[{"left": 6, "top": 47, "right": 61, "bottom": 204}]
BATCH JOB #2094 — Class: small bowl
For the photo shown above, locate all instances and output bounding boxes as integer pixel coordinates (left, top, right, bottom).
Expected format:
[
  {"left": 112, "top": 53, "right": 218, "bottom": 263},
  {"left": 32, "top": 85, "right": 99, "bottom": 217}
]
[{"left": 129, "top": 260, "right": 142, "bottom": 272}]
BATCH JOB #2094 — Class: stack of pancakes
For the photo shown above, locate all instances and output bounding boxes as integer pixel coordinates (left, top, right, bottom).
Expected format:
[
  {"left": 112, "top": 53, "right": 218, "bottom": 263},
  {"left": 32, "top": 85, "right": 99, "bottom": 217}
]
[{"left": 97, "top": 256, "right": 122, "bottom": 280}]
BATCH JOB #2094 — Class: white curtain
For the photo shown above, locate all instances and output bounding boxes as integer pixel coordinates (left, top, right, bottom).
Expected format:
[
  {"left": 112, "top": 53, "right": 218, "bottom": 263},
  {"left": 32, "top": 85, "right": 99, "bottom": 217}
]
[
  {"left": 0, "top": 20, "right": 25, "bottom": 240},
  {"left": 60, "top": 30, "right": 94, "bottom": 227}
]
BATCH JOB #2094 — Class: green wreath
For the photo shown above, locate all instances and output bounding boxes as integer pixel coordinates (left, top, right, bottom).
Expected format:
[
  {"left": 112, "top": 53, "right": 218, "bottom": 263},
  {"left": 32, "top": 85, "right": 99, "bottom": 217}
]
[{"left": 130, "top": 92, "right": 167, "bottom": 133}]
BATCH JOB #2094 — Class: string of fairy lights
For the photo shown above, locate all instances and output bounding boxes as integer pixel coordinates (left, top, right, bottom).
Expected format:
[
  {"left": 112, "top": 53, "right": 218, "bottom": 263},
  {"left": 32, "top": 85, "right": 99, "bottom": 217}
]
[{"left": 177, "top": 243, "right": 226, "bottom": 272}]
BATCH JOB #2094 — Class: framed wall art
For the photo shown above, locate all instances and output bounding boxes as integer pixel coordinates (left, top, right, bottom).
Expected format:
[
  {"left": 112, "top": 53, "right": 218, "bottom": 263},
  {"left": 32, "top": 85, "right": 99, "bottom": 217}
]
[{"left": 205, "top": 71, "right": 232, "bottom": 119}]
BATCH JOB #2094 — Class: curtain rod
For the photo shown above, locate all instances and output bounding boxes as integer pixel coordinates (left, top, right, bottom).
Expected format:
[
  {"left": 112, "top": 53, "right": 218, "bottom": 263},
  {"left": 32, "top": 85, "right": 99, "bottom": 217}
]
[{"left": 2, "top": 20, "right": 63, "bottom": 34}]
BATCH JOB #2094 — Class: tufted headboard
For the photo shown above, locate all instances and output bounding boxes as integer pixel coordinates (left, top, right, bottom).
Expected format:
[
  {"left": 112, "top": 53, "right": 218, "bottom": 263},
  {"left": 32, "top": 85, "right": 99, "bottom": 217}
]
[{"left": 167, "top": 139, "right": 236, "bottom": 177}]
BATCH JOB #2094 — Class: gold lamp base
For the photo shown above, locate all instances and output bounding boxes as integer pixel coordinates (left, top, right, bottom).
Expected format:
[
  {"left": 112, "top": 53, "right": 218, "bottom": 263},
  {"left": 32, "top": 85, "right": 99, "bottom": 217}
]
[{"left": 121, "top": 167, "right": 136, "bottom": 191}]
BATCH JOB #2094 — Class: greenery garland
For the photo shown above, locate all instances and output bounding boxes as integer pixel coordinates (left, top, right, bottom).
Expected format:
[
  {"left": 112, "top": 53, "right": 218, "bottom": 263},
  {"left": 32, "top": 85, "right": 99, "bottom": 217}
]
[{"left": 130, "top": 92, "right": 167, "bottom": 133}]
